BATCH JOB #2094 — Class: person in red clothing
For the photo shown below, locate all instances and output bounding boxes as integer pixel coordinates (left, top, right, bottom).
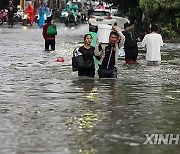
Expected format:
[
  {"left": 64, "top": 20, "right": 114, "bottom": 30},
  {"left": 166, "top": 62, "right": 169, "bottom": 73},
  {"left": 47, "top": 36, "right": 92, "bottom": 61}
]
[
  {"left": 24, "top": 2, "right": 34, "bottom": 25},
  {"left": 42, "top": 17, "right": 56, "bottom": 51}
]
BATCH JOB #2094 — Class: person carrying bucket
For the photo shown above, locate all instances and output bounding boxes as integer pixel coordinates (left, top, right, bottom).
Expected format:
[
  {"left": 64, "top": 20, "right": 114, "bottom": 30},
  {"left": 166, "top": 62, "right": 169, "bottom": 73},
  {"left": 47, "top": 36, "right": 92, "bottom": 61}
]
[{"left": 95, "top": 26, "right": 125, "bottom": 78}]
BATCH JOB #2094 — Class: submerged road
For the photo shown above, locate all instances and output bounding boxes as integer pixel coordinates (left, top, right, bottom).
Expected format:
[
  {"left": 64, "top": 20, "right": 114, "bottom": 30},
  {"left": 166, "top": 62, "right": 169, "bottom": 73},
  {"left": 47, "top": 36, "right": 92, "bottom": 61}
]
[{"left": 0, "top": 23, "right": 180, "bottom": 154}]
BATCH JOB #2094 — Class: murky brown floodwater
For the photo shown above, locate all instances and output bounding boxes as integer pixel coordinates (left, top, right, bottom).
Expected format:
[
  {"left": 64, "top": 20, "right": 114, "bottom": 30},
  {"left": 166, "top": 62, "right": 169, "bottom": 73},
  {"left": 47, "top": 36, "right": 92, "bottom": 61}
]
[{"left": 0, "top": 24, "right": 180, "bottom": 154}]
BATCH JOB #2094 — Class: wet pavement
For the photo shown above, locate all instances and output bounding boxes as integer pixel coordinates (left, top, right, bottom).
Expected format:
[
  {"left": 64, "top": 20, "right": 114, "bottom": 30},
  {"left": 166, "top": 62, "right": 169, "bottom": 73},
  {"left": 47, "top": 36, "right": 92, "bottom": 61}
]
[{"left": 0, "top": 23, "right": 180, "bottom": 154}]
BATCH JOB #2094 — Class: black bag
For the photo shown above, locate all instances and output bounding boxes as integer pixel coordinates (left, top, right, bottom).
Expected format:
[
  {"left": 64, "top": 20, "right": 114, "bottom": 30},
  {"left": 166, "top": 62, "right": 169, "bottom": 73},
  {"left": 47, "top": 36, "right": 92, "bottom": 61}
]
[
  {"left": 72, "top": 56, "right": 78, "bottom": 71},
  {"left": 72, "top": 49, "right": 85, "bottom": 71},
  {"left": 123, "top": 30, "right": 137, "bottom": 48},
  {"left": 77, "top": 55, "right": 85, "bottom": 68}
]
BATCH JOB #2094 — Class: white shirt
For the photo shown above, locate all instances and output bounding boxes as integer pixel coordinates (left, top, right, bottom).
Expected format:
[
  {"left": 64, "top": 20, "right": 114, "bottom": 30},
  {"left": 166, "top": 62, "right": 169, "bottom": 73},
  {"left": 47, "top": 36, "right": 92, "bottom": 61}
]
[{"left": 141, "top": 33, "right": 163, "bottom": 61}]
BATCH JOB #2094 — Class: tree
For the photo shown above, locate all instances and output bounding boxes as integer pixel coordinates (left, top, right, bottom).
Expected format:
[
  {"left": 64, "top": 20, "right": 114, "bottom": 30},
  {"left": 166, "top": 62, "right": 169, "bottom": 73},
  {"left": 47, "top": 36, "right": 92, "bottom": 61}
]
[
  {"left": 104, "top": 0, "right": 180, "bottom": 37},
  {"left": 139, "top": 0, "right": 179, "bottom": 18},
  {"left": 139, "top": 0, "right": 180, "bottom": 37}
]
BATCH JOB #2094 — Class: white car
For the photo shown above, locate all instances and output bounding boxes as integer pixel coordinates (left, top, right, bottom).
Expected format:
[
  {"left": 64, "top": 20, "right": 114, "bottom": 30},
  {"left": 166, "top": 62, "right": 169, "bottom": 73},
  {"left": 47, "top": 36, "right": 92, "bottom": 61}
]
[
  {"left": 111, "top": 9, "right": 130, "bottom": 30},
  {"left": 89, "top": 9, "right": 117, "bottom": 26}
]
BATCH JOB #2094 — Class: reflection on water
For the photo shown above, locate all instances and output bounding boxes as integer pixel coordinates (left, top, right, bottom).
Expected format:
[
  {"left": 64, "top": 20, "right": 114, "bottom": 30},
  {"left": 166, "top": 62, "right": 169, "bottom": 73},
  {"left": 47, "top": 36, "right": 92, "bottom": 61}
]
[{"left": 0, "top": 25, "right": 180, "bottom": 154}]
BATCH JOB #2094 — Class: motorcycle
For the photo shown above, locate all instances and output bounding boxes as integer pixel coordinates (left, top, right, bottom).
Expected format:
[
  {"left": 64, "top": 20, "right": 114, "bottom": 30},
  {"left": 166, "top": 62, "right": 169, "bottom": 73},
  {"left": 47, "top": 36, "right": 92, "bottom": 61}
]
[
  {"left": 64, "top": 10, "right": 77, "bottom": 26},
  {"left": 76, "top": 11, "right": 81, "bottom": 24},
  {"left": 60, "top": 9, "right": 68, "bottom": 23},
  {"left": 0, "top": 17, "right": 2, "bottom": 25},
  {"left": 80, "top": 12, "right": 87, "bottom": 23},
  {"left": 80, "top": 9, "right": 88, "bottom": 23},
  {"left": 14, "top": 10, "right": 23, "bottom": 23},
  {"left": 22, "top": 12, "right": 32, "bottom": 26},
  {"left": 0, "top": 9, "right": 8, "bottom": 25}
]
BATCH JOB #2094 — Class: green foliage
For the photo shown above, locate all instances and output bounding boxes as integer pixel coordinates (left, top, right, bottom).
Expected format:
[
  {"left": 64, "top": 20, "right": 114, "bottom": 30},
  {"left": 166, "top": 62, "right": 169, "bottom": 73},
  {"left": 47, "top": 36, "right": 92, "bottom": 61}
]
[
  {"left": 139, "top": 0, "right": 180, "bottom": 16},
  {"left": 157, "top": 23, "right": 177, "bottom": 39},
  {"left": 103, "top": 0, "right": 180, "bottom": 38},
  {"left": 139, "top": 0, "right": 180, "bottom": 37}
]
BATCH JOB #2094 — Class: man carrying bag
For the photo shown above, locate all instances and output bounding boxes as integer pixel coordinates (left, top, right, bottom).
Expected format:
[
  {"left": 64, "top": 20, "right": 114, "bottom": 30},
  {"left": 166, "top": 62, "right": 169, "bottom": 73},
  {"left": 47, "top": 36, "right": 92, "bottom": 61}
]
[{"left": 42, "top": 16, "right": 57, "bottom": 51}]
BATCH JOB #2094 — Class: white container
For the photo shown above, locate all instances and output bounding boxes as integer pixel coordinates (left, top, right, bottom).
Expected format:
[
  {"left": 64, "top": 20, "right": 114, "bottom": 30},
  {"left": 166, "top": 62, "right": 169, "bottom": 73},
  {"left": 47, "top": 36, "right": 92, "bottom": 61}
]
[
  {"left": 119, "top": 47, "right": 125, "bottom": 57},
  {"left": 97, "top": 24, "right": 112, "bottom": 43}
]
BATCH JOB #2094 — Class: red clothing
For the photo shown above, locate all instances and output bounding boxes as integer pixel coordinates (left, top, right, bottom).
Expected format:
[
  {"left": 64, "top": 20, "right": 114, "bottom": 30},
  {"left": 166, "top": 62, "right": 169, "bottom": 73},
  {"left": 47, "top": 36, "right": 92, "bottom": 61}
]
[
  {"left": 42, "top": 23, "right": 55, "bottom": 39},
  {"left": 25, "top": 4, "right": 34, "bottom": 24},
  {"left": 96, "top": 5, "right": 105, "bottom": 9}
]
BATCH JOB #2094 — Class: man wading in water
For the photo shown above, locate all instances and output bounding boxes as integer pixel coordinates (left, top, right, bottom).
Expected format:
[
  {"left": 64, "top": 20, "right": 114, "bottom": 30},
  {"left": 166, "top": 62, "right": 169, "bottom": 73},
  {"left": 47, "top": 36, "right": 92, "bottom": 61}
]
[
  {"left": 141, "top": 25, "right": 163, "bottom": 66},
  {"left": 95, "top": 26, "right": 125, "bottom": 78}
]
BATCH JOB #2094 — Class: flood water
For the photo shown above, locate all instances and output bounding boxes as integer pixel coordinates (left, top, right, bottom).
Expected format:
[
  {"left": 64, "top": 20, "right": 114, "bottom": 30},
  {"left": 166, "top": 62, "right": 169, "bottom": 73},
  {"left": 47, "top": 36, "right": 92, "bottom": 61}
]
[{"left": 0, "top": 24, "right": 180, "bottom": 154}]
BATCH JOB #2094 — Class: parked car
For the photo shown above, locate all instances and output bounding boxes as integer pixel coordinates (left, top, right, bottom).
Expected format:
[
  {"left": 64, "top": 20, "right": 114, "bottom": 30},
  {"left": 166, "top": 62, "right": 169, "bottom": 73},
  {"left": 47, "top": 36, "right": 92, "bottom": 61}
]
[
  {"left": 88, "top": 9, "right": 117, "bottom": 26},
  {"left": 111, "top": 9, "right": 129, "bottom": 29}
]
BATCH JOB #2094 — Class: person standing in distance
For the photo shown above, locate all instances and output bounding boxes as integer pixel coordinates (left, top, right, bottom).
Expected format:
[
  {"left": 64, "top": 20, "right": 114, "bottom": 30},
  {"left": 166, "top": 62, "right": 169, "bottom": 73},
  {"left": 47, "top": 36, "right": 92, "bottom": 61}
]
[
  {"left": 141, "top": 25, "right": 163, "bottom": 66},
  {"left": 7, "top": 1, "right": 15, "bottom": 28},
  {"left": 42, "top": 16, "right": 56, "bottom": 51},
  {"left": 122, "top": 22, "right": 140, "bottom": 64}
]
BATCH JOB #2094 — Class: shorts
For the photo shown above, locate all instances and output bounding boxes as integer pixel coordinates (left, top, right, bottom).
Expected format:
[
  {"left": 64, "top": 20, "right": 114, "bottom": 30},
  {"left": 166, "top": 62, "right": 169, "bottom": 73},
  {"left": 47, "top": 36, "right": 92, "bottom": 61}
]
[{"left": 124, "top": 46, "right": 138, "bottom": 63}]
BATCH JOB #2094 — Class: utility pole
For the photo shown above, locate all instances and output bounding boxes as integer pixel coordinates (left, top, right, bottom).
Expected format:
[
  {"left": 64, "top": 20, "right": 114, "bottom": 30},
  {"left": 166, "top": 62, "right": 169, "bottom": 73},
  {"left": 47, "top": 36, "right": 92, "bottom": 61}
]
[{"left": 20, "top": 0, "right": 23, "bottom": 8}]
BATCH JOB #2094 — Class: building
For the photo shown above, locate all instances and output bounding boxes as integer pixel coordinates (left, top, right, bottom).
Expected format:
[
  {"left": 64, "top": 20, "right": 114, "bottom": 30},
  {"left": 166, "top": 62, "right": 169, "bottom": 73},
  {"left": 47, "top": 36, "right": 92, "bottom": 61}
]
[{"left": 0, "top": 0, "right": 20, "bottom": 9}]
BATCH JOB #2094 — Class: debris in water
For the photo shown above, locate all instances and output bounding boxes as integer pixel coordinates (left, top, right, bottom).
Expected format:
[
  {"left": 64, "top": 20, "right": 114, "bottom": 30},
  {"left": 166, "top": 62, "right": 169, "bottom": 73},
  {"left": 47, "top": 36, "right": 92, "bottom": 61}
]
[{"left": 56, "top": 57, "right": 65, "bottom": 62}]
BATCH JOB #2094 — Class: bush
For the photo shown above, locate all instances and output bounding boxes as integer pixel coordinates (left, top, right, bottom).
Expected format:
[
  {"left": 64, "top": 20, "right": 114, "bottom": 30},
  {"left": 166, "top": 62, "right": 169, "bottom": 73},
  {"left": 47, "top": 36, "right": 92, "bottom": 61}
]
[{"left": 156, "top": 23, "right": 178, "bottom": 39}]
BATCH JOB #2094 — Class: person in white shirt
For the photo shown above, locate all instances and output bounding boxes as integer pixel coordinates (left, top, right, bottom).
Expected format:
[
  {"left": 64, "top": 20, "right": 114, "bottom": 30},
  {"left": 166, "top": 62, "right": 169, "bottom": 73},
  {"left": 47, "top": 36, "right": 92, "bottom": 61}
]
[{"left": 141, "top": 25, "right": 163, "bottom": 66}]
